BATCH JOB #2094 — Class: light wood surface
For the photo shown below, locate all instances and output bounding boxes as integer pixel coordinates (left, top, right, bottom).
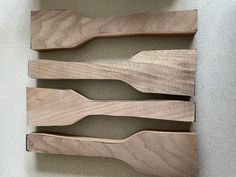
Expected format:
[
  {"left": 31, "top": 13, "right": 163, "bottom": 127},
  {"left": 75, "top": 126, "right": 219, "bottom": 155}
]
[
  {"left": 28, "top": 49, "right": 196, "bottom": 96},
  {"left": 27, "top": 131, "right": 197, "bottom": 177},
  {"left": 30, "top": 9, "right": 198, "bottom": 50},
  {"left": 27, "top": 88, "right": 195, "bottom": 126}
]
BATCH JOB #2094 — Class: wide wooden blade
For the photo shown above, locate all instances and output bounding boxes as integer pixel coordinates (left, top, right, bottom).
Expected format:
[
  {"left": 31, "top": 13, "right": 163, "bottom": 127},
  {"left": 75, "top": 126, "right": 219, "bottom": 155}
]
[
  {"left": 27, "top": 131, "right": 197, "bottom": 177},
  {"left": 27, "top": 88, "right": 195, "bottom": 126},
  {"left": 28, "top": 50, "right": 196, "bottom": 96},
  {"left": 31, "top": 9, "right": 197, "bottom": 50}
]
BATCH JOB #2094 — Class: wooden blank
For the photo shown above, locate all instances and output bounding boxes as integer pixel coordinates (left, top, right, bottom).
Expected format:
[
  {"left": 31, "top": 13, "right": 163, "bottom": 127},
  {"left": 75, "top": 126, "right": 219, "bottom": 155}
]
[
  {"left": 27, "top": 88, "right": 195, "bottom": 126},
  {"left": 27, "top": 131, "right": 197, "bottom": 177},
  {"left": 31, "top": 9, "right": 198, "bottom": 50},
  {"left": 28, "top": 49, "right": 196, "bottom": 96}
]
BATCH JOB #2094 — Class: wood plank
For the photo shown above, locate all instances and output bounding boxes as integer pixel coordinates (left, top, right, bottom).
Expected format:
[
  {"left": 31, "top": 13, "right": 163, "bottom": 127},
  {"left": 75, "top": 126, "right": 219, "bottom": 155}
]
[
  {"left": 31, "top": 9, "right": 198, "bottom": 50},
  {"left": 28, "top": 50, "right": 196, "bottom": 96},
  {"left": 27, "top": 88, "right": 195, "bottom": 126},
  {"left": 27, "top": 131, "right": 197, "bottom": 177}
]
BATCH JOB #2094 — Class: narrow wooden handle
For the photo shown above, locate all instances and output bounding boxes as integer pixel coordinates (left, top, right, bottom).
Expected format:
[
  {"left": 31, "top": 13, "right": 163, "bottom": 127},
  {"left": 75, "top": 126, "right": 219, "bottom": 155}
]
[
  {"left": 90, "top": 10, "right": 197, "bottom": 35},
  {"left": 90, "top": 100, "right": 195, "bottom": 122},
  {"left": 28, "top": 60, "right": 129, "bottom": 80},
  {"left": 31, "top": 10, "right": 197, "bottom": 50},
  {"left": 27, "top": 133, "right": 122, "bottom": 157},
  {"left": 27, "top": 131, "right": 197, "bottom": 177},
  {"left": 27, "top": 88, "right": 195, "bottom": 126}
]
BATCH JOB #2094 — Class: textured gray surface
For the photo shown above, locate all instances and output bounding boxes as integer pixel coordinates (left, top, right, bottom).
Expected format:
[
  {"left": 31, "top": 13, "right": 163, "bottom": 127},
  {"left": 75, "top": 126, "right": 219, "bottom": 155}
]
[{"left": 0, "top": 0, "right": 236, "bottom": 177}]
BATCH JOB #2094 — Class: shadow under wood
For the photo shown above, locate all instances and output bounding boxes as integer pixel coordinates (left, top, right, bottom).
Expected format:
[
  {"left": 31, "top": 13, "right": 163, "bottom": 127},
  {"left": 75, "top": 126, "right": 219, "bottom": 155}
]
[
  {"left": 36, "top": 80, "right": 191, "bottom": 101},
  {"left": 34, "top": 153, "right": 155, "bottom": 177},
  {"left": 36, "top": 78, "right": 192, "bottom": 137},
  {"left": 38, "top": 36, "right": 194, "bottom": 62},
  {"left": 38, "top": 0, "right": 176, "bottom": 17},
  {"left": 36, "top": 116, "right": 192, "bottom": 138}
]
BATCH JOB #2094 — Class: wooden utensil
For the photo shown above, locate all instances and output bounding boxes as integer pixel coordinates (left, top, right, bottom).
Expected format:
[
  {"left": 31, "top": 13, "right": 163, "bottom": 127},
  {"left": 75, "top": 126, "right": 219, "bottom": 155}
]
[
  {"left": 27, "top": 131, "right": 197, "bottom": 177},
  {"left": 28, "top": 49, "right": 196, "bottom": 96},
  {"left": 27, "top": 88, "right": 195, "bottom": 126},
  {"left": 31, "top": 9, "right": 198, "bottom": 50}
]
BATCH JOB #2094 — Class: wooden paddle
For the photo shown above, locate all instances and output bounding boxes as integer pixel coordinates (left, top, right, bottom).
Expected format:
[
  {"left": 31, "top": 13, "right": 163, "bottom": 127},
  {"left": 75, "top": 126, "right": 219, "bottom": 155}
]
[
  {"left": 30, "top": 9, "right": 197, "bottom": 50},
  {"left": 27, "top": 131, "right": 197, "bottom": 177},
  {"left": 27, "top": 88, "right": 195, "bottom": 126},
  {"left": 28, "top": 50, "right": 196, "bottom": 96}
]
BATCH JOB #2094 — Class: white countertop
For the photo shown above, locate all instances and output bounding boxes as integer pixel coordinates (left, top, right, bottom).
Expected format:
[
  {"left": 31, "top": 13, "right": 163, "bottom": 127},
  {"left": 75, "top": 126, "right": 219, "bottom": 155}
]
[{"left": 0, "top": 0, "right": 235, "bottom": 177}]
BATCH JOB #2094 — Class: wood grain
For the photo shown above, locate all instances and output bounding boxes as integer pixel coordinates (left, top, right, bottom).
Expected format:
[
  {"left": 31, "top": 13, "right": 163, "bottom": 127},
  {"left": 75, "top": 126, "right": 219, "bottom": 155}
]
[
  {"left": 31, "top": 9, "right": 198, "bottom": 50},
  {"left": 28, "top": 49, "right": 196, "bottom": 96},
  {"left": 27, "top": 88, "right": 195, "bottom": 126},
  {"left": 27, "top": 131, "right": 197, "bottom": 177}
]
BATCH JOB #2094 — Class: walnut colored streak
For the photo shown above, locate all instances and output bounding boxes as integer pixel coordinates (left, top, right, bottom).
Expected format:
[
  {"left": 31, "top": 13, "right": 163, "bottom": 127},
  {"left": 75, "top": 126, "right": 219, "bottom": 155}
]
[
  {"left": 27, "top": 88, "right": 195, "bottom": 126},
  {"left": 27, "top": 131, "right": 197, "bottom": 177},
  {"left": 28, "top": 50, "right": 196, "bottom": 96},
  {"left": 31, "top": 9, "right": 198, "bottom": 50}
]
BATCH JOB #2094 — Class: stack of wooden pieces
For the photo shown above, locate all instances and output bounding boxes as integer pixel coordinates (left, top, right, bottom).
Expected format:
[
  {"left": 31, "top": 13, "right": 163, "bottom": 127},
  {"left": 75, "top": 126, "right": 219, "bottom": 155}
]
[{"left": 27, "top": 9, "right": 198, "bottom": 177}]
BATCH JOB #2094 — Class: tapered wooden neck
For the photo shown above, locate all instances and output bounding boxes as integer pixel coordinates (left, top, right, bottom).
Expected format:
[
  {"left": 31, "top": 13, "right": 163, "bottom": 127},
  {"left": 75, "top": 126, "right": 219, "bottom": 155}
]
[{"left": 89, "top": 99, "right": 194, "bottom": 121}]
